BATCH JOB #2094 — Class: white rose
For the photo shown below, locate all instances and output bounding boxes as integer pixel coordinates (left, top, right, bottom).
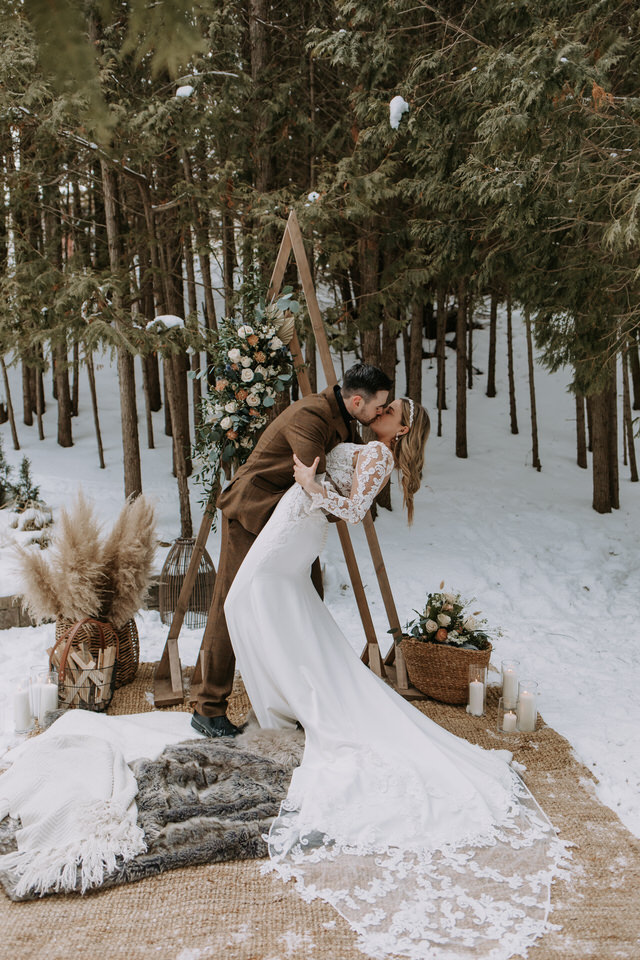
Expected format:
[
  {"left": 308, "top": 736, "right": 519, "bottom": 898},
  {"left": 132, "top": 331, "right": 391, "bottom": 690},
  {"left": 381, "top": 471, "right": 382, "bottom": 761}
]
[
  {"left": 255, "top": 365, "right": 268, "bottom": 377},
  {"left": 241, "top": 368, "right": 254, "bottom": 382},
  {"left": 269, "top": 336, "right": 283, "bottom": 350},
  {"left": 240, "top": 356, "right": 252, "bottom": 367},
  {"left": 424, "top": 620, "right": 438, "bottom": 633},
  {"left": 237, "top": 324, "right": 253, "bottom": 338},
  {"left": 463, "top": 616, "right": 475, "bottom": 631},
  {"left": 224, "top": 401, "right": 237, "bottom": 413},
  {"left": 253, "top": 381, "right": 265, "bottom": 392},
  {"left": 219, "top": 416, "right": 232, "bottom": 430},
  {"left": 246, "top": 394, "right": 260, "bottom": 406},
  {"left": 228, "top": 348, "right": 241, "bottom": 362},
  {"left": 437, "top": 613, "right": 451, "bottom": 627}
]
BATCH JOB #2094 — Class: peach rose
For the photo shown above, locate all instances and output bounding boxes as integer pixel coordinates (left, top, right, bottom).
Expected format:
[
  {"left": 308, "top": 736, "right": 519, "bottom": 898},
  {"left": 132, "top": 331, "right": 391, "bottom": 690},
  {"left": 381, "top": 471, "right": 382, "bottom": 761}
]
[
  {"left": 435, "top": 628, "right": 448, "bottom": 642},
  {"left": 226, "top": 429, "right": 238, "bottom": 439},
  {"left": 215, "top": 379, "right": 228, "bottom": 392},
  {"left": 249, "top": 408, "right": 260, "bottom": 417},
  {"left": 235, "top": 388, "right": 248, "bottom": 402},
  {"left": 247, "top": 334, "right": 259, "bottom": 346},
  {"left": 255, "top": 351, "right": 266, "bottom": 363}
]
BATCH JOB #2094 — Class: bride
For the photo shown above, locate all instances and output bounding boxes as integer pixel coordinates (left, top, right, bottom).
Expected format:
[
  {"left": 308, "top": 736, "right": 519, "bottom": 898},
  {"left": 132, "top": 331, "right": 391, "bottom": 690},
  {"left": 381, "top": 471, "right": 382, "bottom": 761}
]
[{"left": 224, "top": 397, "right": 566, "bottom": 960}]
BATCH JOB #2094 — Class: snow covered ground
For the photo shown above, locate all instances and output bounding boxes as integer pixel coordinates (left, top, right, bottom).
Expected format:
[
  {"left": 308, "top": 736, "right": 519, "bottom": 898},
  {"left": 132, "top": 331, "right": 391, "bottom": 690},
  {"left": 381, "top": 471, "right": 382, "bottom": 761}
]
[{"left": 0, "top": 307, "right": 638, "bottom": 839}]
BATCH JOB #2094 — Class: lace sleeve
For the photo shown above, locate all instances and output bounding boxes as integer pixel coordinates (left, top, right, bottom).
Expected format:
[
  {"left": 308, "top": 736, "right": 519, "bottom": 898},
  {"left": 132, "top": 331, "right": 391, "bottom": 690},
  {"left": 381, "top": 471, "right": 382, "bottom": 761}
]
[{"left": 309, "top": 442, "right": 393, "bottom": 524}]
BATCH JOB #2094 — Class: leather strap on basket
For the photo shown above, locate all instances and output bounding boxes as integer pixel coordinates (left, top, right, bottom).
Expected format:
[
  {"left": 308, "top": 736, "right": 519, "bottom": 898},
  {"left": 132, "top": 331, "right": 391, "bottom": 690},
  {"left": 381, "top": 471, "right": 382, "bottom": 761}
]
[{"left": 51, "top": 618, "right": 119, "bottom": 683}]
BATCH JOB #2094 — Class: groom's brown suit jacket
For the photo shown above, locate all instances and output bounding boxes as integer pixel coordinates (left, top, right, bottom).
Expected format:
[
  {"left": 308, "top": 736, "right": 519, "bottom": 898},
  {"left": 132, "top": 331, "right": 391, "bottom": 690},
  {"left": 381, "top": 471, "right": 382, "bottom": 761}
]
[
  {"left": 218, "top": 385, "right": 357, "bottom": 535},
  {"left": 196, "top": 386, "right": 358, "bottom": 717}
]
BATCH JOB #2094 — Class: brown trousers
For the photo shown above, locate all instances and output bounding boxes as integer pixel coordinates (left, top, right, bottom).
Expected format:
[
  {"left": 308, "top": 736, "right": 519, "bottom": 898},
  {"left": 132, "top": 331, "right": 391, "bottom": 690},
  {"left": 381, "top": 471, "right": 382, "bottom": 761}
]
[{"left": 195, "top": 513, "right": 323, "bottom": 718}]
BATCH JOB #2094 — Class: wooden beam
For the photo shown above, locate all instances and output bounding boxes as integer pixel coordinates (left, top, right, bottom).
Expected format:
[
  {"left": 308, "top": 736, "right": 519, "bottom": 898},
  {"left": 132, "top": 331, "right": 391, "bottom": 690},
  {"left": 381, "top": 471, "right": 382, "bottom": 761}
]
[{"left": 154, "top": 501, "right": 216, "bottom": 706}]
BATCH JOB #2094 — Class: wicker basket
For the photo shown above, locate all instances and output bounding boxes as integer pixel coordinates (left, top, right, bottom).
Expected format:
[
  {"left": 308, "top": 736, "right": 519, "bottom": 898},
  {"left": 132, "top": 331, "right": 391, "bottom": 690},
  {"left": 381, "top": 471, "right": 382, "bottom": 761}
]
[
  {"left": 113, "top": 618, "right": 140, "bottom": 688},
  {"left": 400, "top": 636, "right": 493, "bottom": 704},
  {"left": 51, "top": 618, "right": 119, "bottom": 711}
]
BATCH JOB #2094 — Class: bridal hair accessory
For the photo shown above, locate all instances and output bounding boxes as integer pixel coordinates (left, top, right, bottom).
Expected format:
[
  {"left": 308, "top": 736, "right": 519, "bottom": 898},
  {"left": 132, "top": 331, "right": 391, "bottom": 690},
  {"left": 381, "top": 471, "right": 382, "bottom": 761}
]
[{"left": 403, "top": 397, "right": 415, "bottom": 429}]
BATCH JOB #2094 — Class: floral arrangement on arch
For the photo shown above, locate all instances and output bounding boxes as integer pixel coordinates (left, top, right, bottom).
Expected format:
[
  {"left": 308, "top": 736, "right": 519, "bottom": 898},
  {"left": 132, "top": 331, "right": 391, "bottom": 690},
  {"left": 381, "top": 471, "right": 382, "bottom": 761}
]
[
  {"left": 402, "top": 582, "right": 493, "bottom": 651},
  {"left": 193, "top": 289, "right": 301, "bottom": 506}
]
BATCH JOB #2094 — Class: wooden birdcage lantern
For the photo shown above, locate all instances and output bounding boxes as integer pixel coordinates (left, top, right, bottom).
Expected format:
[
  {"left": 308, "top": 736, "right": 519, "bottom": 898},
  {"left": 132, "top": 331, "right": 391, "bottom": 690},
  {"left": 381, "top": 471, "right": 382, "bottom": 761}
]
[{"left": 158, "top": 538, "right": 216, "bottom": 628}]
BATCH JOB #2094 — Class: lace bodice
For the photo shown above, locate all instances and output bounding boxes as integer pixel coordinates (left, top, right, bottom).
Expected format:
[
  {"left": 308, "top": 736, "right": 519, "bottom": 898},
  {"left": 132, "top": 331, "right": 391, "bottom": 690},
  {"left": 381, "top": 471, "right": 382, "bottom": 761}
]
[{"left": 308, "top": 441, "right": 394, "bottom": 524}]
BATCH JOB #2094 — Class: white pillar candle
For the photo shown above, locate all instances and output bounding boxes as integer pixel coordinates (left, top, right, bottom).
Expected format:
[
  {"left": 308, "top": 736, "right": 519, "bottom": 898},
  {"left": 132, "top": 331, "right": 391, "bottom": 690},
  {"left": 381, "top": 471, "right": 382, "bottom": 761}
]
[
  {"left": 13, "top": 689, "right": 33, "bottom": 732},
  {"left": 468, "top": 680, "right": 484, "bottom": 716},
  {"left": 38, "top": 683, "right": 58, "bottom": 723},
  {"left": 502, "top": 668, "right": 518, "bottom": 708},
  {"left": 517, "top": 691, "right": 537, "bottom": 732},
  {"left": 502, "top": 711, "right": 517, "bottom": 733}
]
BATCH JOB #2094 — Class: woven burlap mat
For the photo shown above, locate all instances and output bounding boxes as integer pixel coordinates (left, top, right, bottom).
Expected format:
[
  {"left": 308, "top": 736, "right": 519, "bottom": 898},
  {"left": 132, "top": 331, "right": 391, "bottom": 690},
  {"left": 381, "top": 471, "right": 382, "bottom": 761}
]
[{"left": 2, "top": 663, "right": 639, "bottom": 960}]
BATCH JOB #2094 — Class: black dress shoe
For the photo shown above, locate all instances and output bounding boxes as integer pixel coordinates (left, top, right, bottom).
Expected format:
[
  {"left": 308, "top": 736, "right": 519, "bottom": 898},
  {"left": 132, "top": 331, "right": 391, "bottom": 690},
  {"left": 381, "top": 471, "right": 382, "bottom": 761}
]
[{"left": 191, "top": 711, "right": 242, "bottom": 738}]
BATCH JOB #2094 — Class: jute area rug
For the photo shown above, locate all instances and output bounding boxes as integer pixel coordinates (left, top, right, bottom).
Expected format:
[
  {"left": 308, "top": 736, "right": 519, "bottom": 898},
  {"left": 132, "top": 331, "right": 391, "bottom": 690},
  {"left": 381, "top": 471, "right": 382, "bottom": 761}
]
[{"left": 1, "top": 663, "right": 639, "bottom": 960}]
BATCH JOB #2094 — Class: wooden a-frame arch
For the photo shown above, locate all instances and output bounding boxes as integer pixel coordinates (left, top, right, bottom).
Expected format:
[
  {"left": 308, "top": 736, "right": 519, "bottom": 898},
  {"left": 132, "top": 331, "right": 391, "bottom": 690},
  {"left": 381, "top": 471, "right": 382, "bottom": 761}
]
[{"left": 154, "top": 210, "right": 418, "bottom": 707}]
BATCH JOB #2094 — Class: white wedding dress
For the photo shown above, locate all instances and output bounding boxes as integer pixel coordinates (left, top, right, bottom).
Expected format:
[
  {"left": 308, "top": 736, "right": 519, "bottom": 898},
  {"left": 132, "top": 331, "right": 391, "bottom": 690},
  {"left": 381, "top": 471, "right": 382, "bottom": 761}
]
[{"left": 225, "top": 441, "right": 567, "bottom": 960}]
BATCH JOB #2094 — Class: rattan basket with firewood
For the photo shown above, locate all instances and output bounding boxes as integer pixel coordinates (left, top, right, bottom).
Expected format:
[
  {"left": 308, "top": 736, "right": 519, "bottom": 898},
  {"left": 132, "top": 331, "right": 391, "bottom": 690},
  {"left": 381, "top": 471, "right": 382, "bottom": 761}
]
[
  {"left": 49, "top": 618, "right": 119, "bottom": 711},
  {"left": 54, "top": 615, "right": 139, "bottom": 689}
]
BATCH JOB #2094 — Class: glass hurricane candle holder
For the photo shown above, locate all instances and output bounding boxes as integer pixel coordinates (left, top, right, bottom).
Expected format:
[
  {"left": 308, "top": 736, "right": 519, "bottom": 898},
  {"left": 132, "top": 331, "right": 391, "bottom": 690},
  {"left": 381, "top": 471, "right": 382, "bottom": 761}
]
[
  {"left": 516, "top": 680, "right": 538, "bottom": 733},
  {"left": 35, "top": 670, "right": 59, "bottom": 725},
  {"left": 501, "top": 659, "right": 520, "bottom": 709},
  {"left": 467, "top": 664, "right": 487, "bottom": 717},
  {"left": 497, "top": 697, "right": 518, "bottom": 736},
  {"left": 13, "top": 680, "right": 34, "bottom": 734}
]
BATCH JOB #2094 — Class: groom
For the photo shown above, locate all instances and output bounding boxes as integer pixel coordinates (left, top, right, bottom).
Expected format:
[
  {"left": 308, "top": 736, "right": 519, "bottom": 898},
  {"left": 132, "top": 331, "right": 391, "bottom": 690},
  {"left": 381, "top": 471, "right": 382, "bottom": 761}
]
[{"left": 191, "top": 362, "right": 391, "bottom": 737}]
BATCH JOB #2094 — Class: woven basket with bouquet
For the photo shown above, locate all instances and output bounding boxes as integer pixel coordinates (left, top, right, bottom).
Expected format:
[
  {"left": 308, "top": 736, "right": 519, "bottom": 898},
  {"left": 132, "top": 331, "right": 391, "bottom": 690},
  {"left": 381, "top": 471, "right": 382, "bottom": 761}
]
[{"left": 399, "top": 583, "right": 494, "bottom": 704}]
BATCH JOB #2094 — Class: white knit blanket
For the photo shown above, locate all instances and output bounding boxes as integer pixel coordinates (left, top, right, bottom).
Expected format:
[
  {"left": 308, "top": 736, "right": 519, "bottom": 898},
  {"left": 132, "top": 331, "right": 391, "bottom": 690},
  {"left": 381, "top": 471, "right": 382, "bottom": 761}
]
[{"left": 0, "top": 710, "right": 200, "bottom": 897}]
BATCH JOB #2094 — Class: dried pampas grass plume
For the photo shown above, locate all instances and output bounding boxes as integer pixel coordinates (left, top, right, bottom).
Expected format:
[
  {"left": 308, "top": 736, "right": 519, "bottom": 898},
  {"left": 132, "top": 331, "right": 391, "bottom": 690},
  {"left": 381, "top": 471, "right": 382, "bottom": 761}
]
[
  {"left": 17, "top": 491, "right": 104, "bottom": 622},
  {"left": 16, "top": 547, "right": 61, "bottom": 624},
  {"left": 17, "top": 491, "right": 157, "bottom": 628},
  {"left": 99, "top": 495, "right": 156, "bottom": 628}
]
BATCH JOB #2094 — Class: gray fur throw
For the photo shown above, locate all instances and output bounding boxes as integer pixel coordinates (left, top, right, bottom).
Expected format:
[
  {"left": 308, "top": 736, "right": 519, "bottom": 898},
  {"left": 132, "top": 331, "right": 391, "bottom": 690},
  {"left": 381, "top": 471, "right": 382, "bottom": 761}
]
[{"left": 0, "top": 721, "right": 304, "bottom": 901}]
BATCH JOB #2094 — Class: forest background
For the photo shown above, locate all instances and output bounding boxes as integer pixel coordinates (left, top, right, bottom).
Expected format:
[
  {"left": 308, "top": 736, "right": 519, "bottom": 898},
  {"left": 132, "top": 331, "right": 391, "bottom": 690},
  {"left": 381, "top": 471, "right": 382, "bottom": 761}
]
[{"left": 1, "top": 0, "right": 640, "bottom": 530}]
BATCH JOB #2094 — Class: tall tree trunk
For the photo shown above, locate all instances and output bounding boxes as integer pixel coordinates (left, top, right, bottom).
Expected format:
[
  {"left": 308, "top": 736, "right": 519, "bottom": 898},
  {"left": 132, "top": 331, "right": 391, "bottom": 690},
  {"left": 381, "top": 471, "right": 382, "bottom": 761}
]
[
  {"left": 629, "top": 337, "right": 640, "bottom": 410},
  {"left": 0, "top": 357, "right": 19, "bottom": 449},
  {"left": 22, "top": 363, "right": 34, "bottom": 426},
  {"left": 71, "top": 341, "right": 79, "bottom": 416},
  {"left": 506, "top": 293, "right": 518, "bottom": 435},
  {"left": 249, "top": 0, "right": 272, "bottom": 197},
  {"left": 141, "top": 356, "right": 155, "bottom": 450},
  {"left": 455, "top": 280, "right": 468, "bottom": 459},
  {"left": 467, "top": 300, "right": 474, "bottom": 390},
  {"left": 100, "top": 160, "right": 142, "bottom": 498},
  {"left": 591, "top": 388, "right": 611, "bottom": 513},
  {"left": 222, "top": 179, "right": 236, "bottom": 316},
  {"left": 608, "top": 365, "right": 619, "bottom": 509},
  {"left": 54, "top": 342, "right": 73, "bottom": 447},
  {"left": 86, "top": 349, "right": 105, "bottom": 469},
  {"left": 436, "top": 290, "right": 447, "bottom": 437},
  {"left": 525, "top": 313, "right": 541, "bottom": 471},
  {"left": 35, "top": 361, "right": 45, "bottom": 440},
  {"left": 586, "top": 395, "right": 593, "bottom": 452},
  {"left": 184, "top": 226, "right": 203, "bottom": 430},
  {"left": 575, "top": 393, "right": 587, "bottom": 469},
  {"left": 165, "top": 353, "right": 193, "bottom": 537},
  {"left": 622, "top": 348, "right": 638, "bottom": 482},
  {"left": 408, "top": 301, "right": 423, "bottom": 403},
  {"left": 358, "top": 224, "right": 381, "bottom": 368},
  {"left": 43, "top": 179, "right": 73, "bottom": 447},
  {"left": 402, "top": 325, "right": 410, "bottom": 395},
  {"left": 486, "top": 292, "right": 498, "bottom": 397}
]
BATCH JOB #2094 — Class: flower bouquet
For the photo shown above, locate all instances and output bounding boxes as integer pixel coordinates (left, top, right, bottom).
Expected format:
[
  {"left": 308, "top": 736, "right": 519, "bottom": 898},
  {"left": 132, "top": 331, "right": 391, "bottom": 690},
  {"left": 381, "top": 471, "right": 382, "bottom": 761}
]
[
  {"left": 193, "top": 289, "right": 301, "bottom": 512},
  {"left": 399, "top": 583, "right": 494, "bottom": 703}
]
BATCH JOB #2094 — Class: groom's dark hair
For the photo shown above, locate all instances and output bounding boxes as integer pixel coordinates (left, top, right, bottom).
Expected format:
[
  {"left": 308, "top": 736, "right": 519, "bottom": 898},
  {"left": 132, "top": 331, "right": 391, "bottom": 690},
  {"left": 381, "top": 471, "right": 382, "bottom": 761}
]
[{"left": 341, "top": 363, "right": 392, "bottom": 399}]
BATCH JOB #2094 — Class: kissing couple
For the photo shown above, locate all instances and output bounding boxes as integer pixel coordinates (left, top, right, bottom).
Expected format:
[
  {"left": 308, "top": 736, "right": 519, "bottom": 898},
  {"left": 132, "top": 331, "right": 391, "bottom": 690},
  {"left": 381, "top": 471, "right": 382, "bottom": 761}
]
[{"left": 192, "top": 363, "right": 564, "bottom": 960}]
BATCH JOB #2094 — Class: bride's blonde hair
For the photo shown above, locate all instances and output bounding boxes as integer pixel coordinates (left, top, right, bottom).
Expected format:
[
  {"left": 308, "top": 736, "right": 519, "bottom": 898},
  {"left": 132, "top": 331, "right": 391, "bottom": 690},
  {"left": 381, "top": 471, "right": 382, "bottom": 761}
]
[{"left": 394, "top": 399, "right": 430, "bottom": 525}]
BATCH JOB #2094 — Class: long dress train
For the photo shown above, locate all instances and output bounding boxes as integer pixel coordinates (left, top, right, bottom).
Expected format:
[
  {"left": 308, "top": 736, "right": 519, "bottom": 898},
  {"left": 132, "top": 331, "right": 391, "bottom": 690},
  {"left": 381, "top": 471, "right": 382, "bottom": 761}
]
[{"left": 224, "top": 442, "right": 568, "bottom": 960}]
